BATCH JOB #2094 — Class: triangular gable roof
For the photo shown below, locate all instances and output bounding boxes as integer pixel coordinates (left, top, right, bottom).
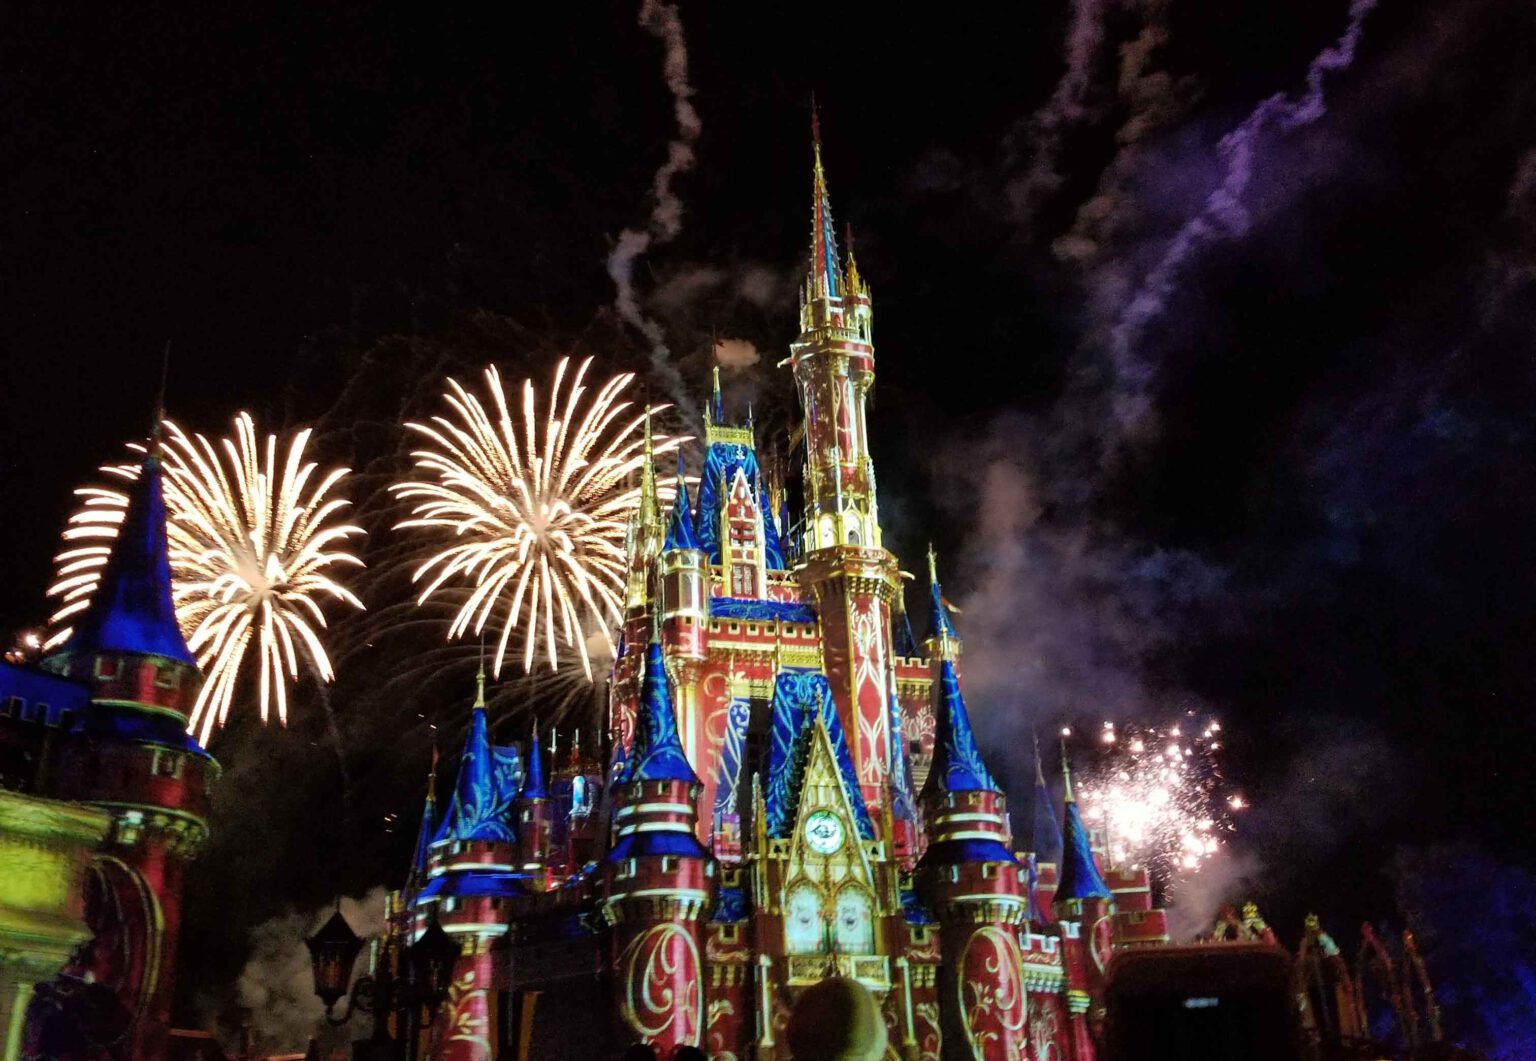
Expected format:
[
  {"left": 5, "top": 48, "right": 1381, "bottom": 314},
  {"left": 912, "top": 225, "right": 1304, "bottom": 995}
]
[
  {"left": 695, "top": 442, "right": 785, "bottom": 570},
  {"left": 763, "top": 669, "right": 873, "bottom": 840},
  {"left": 432, "top": 708, "right": 521, "bottom": 845}
]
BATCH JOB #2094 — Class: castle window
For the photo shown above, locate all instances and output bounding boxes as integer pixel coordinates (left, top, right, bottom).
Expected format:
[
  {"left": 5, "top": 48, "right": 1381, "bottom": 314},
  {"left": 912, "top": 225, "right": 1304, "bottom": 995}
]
[
  {"left": 155, "top": 665, "right": 178, "bottom": 690},
  {"left": 3, "top": 696, "right": 21, "bottom": 718},
  {"left": 152, "top": 750, "right": 183, "bottom": 778},
  {"left": 785, "top": 884, "right": 824, "bottom": 955},
  {"left": 94, "top": 656, "right": 118, "bottom": 679},
  {"left": 35, "top": 702, "right": 51, "bottom": 724},
  {"left": 834, "top": 889, "right": 875, "bottom": 955}
]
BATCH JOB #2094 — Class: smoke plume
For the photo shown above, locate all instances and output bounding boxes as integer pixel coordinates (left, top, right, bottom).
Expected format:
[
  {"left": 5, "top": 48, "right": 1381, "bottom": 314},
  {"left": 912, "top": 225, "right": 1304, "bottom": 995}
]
[
  {"left": 1005, "top": 0, "right": 1111, "bottom": 231},
  {"left": 235, "top": 888, "right": 389, "bottom": 1054},
  {"left": 1103, "top": 0, "right": 1378, "bottom": 441},
  {"left": 607, "top": 0, "right": 700, "bottom": 413}
]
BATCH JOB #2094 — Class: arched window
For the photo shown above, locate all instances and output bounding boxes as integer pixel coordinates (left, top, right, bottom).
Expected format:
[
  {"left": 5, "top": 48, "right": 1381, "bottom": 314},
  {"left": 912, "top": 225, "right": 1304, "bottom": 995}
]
[
  {"left": 834, "top": 888, "right": 875, "bottom": 955},
  {"left": 785, "top": 883, "right": 824, "bottom": 955}
]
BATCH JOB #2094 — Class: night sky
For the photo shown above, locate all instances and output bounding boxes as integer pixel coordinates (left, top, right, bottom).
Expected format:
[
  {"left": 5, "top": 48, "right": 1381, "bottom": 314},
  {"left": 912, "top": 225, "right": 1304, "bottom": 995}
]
[{"left": 4, "top": 1, "right": 1535, "bottom": 1050}]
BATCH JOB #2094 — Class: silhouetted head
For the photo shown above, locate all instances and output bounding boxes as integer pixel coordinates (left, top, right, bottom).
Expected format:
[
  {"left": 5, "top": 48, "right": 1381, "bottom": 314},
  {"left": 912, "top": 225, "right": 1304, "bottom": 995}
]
[{"left": 785, "top": 976, "right": 888, "bottom": 1061}]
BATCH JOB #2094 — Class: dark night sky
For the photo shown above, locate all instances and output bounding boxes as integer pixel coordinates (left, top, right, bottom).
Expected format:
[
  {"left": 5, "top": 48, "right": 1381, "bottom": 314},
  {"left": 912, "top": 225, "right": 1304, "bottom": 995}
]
[{"left": 4, "top": 1, "right": 1536, "bottom": 1047}]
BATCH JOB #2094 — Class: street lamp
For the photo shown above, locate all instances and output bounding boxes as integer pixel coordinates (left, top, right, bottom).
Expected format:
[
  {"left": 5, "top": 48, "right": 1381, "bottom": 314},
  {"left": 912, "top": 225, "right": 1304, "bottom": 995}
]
[
  {"left": 305, "top": 909, "right": 365, "bottom": 1014},
  {"left": 405, "top": 915, "right": 461, "bottom": 1011}
]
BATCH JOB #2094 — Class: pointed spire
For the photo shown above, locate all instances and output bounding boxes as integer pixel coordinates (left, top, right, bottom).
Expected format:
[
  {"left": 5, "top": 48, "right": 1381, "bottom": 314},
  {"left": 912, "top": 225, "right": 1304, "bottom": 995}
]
[
  {"left": 409, "top": 744, "right": 439, "bottom": 884},
  {"left": 926, "top": 545, "right": 960, "bottom": 659},
  {"left": 638, "top": 407, "right": 660, "bottom": 528},
  {"left": 524, "top": 726, "right": 548, "bottom": 799},
  {"left": 624, "top": 640, "right": 699, "bottom": 785},
  {"left": 843, "top": 223, "right": 863, "bottom": 294},
  {"left": 808, "top": 108, "right": 842, "bottom": 302},
  {"left": 1056, "top": 740, "right": 1112, "bottom": 903},
  {"left": 59, "top": 449, "right": 196, "bottom": 666},
  {"left": 892, "top": 584, "right": 919, "bottom": 658},
  {"left": 432, "top": 667, "right": 516, "bottom": 844},
  {"left": 1031, "top": 729, "right": 1063, "bottom": 864},
  {"left": 665, "top": 452, "right": 700, "bottom": 551},
  {"left": 921, "top": 659, "right": 1001, "bottom": 798},
  {"left": 710, "top": 365, "right": 726, "bottom": 426}
]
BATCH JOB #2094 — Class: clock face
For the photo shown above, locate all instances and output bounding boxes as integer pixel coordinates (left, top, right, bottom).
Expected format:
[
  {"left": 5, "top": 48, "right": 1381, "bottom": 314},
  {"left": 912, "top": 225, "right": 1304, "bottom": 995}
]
[{"left": 803, "top": 809, "right": 845, "bottom": 856}]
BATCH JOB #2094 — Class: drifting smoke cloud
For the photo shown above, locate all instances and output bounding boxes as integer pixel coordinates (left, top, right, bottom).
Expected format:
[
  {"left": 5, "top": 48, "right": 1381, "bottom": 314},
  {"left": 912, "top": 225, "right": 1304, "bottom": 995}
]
[
  {"left": 932, "top": 419, "right": 1223, "bottom": 763},
  {"left": 1104, "top": 0, "right": 1378, "bottom": 440},
  {"left": 236, "top": 888, "right": 389, "bottom": 1054},
  {"left": 712, "top": 337, "right": 760, "bottom": 368},
  {"left": 1052, "top": 0, "right": 1199, "bottom": 264},
  {"left": 1006, "top": 0, "right": 1109, "bottom": 230},
  {"left": 607, "top": 0, "right": 700, "bottom": 412}
]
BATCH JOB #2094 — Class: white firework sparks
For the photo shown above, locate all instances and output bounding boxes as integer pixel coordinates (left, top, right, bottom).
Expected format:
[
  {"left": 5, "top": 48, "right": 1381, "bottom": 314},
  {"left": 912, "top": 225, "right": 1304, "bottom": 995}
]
[
  {"left": 392, "top": 356, "right": 677, "bottom": 679},
  {"left": 48, "top": 414, "right": 365, "bottom": 744},
  {"left": 1072, "top": 716, "right": 1241, "bottom": 886}
]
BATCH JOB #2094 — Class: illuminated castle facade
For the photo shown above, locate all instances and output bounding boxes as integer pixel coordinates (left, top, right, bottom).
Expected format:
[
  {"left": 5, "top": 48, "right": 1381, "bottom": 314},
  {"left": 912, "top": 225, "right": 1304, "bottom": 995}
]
[
  {"left": 0, "top": 446, "right": 218, "bottom": 1061},
  {"left": 404, "top": 134, "right": 1172, "bottom": 1061}
]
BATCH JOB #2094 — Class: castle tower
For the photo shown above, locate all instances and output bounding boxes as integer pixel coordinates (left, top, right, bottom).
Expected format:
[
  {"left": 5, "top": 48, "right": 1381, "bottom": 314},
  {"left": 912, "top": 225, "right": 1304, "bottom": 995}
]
[
  {"left": 790, "top": 121, "right": 898, "bottom": 814},
  {"left": 659, "top": 452, "right": 709, "bottom": 771},
  {"left": 601, "top": 639, "right": 713, "bottom": 1055},
  {"left": 913, "top": 559, "right": 1032, "bottom": 1060},
  {"left": 517, "top": 728, "right": 551, "bottom": 886},
  {"left": 1054, "top": 746, "right": 1114, "bottom": 1053},
  {"left": 415, "top": 667, "right": 522, "bottom": 1061},
  {"left": 37, "top": 444, "right": 219, "bottom": 1061}
]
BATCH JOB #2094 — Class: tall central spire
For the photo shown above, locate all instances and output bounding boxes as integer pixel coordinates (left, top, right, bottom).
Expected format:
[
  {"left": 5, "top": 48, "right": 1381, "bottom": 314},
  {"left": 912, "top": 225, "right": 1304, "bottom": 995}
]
[{"left": 809, "top": 104, "right": 842, "bottom": 303}]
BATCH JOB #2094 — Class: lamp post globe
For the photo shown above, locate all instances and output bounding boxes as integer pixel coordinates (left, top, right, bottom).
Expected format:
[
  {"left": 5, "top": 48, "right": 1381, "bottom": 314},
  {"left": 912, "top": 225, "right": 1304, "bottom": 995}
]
[{"left": 306, "top": 909, "right": 365, "bottom": 1011}]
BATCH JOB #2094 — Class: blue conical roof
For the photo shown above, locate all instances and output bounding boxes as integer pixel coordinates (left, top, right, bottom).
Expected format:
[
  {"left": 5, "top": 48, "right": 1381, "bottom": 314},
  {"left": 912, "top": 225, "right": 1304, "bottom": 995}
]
[
  {"left": 623, "top": 642, "right": 699, "bottom": 785},
  {"left": 433, "top": 686, "right": 518, "bottom": 844},
  {"left": 410, "top": 766, "right": 437, "bottom": 882},
  {"left": 893, "top": 592, "right": 919, "bottom": 658},
  {"left": 523, "top": 728, "right": 547, "bottom": 799},
  {"left": 62, "top": 453, "right": 195, "bottom": 665},
  {"left": 1031, "top": 742, "right": 1063, "bottom": 865},
  {"left": 1057, "top": 760, "right": 1112, "bottom": 902},
  {"left": 665, "top": 457, "right": 699, "bottom": 552},
  {"left": 921, "top": 660, "right": 1001, "bottom": 798},
  {"left": 695, "top": 440, "right": 784, "bottom": 570},
  {"left": 929, "top": 571, "right": 958, "bottom": 646}
]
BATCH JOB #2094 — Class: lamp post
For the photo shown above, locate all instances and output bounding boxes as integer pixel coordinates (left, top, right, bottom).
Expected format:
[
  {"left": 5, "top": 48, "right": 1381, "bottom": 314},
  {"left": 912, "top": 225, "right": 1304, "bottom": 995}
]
[{"left": 305, "top": 907, "right": 460, "bottom": 1061}]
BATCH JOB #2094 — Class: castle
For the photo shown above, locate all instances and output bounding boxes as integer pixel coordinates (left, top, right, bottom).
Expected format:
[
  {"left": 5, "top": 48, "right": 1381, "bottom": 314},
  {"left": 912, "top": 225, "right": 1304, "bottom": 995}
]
[{"left": 401, "top": 131, "right": 1170, "bottom": 1061}]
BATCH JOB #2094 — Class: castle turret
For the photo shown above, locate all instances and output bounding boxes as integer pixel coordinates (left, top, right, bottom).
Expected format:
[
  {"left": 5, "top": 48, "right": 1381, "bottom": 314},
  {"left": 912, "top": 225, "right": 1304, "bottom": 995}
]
[
  {"left": 415, "top": 666, "right": 522, "bottom": 1061},
  {"left": 518, "top": 727, "right": 551, "bottom": 886},
  {"left": 601, "top": 639, "right": 712, "bottom": 1055},
  {"left": 39, "top": 443, "right": 219, "bottom": 1061},
  {"left": 913, "top": 557, "right": 1032, "bottom": 1059},
  {"left": 791, "top": 121, "right": 899, "bottom": 815},
  {"left": 659, "top": 453, "right": 708, "bottom": 770},
  {"left": 1054, "top": 745, "right": 1114, "bottom": 1050}
]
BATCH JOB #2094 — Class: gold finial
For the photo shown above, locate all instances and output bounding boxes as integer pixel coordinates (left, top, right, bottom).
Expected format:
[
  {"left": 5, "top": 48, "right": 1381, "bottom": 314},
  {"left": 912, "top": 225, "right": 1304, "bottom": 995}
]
[
  {"left": 1034, "top": 728, "right": 1047, "bottom": 787},
  {"left": 926, "top": 542, "right": 939, "bottom": 586},
  {"left": 474, "top": 652, "right": 487, "bottom": 709},
  {"left": 1059, "top": 735, "right": 1076, "bottom": 803}
]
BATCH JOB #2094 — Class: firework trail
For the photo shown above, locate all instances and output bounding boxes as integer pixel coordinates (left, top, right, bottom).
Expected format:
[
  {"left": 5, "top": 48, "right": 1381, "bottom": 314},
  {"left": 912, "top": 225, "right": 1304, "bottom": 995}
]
[
  {"left": 48, "top": 414, "right": 365, "bottom": 745},
  {"left": 1108, "top": 0, "right": 1377, "bottom": 435},
  {"left": 1067, "top": 717, "right": 1243, "bottom": 891},
  {"left": 392, "top": 356, "right": 680, "bottom": 681}
]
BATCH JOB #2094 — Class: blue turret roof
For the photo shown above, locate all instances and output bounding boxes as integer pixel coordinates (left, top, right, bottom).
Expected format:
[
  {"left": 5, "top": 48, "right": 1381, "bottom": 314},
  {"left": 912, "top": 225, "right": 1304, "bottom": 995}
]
[
  {"left": 523, "top": 728, "right": 547, "bottom": 800},
  {"left": 710, "top": 366, "right": 726, "bottom": 426},
  {"left": 1031, "top": 739, "right": 1063, "bottom": 865},
  {"left": 623, "top": 642, "right": 699, "bottom": 785},
  {"left": 928, "top": 563, "right": 959, "bottom": 647},
  {"left": 694, "top": 440, "right": 785, "bottom": 570},
  {"left": 61, "top": 452, "right": 195, "bottom": 666},
  {"left": 432, "top": 678, "right": 521, "bottom": 845},
  {"left": 1056, "top": 756, "right": 1112, "bottom": 903},
  {"left": 893, "top": 591, "right": 919, "bottom": 658},
  {"left": 809, "top": 122, "right": 842, "bottom": 299},
  {"left": 665, "top": 456, "right": 699, "bottom": 552},
  {"left": 409, "top": 761, "right": 438, "bottom": 883},
  {"left": 763, "top": 669, "right": 874, "bottom": 840},
  {"left": 921, "top": 660, "right": 1001, "bottom": 799}
]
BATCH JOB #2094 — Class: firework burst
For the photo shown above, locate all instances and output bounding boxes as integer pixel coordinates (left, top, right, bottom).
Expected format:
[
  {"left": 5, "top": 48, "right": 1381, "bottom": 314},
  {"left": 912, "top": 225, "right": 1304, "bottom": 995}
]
[
  {"left": 392, "top": 356, "right": 677, "bottom": 679},
  {"left": 1068, "top": 716, "right": 1242, "bottom": 888},
  {"left": 48, "top": 414, "right": 366, "bottom": 744}
]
